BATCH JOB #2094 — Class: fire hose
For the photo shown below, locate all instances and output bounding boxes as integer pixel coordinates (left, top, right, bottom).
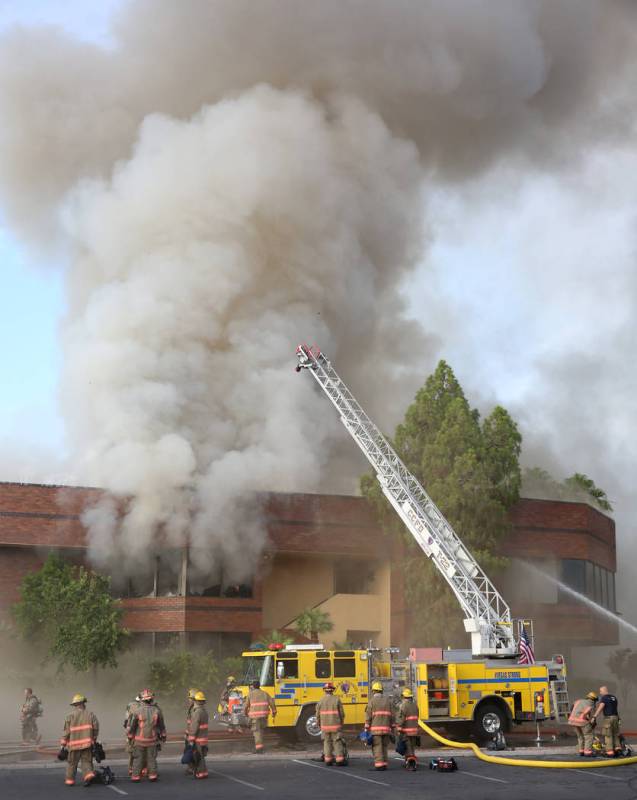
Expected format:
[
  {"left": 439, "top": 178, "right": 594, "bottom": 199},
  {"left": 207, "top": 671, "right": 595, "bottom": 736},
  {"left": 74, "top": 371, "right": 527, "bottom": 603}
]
[{"left": 419, "top": 721, "right": 637, "bottom": 769}]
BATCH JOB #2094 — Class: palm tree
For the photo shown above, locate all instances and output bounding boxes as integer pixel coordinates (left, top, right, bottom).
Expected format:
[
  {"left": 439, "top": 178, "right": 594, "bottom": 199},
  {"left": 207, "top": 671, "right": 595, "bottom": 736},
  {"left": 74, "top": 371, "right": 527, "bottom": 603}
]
[{"left": 293, "top": 608, "right": 334, "bottom": 642}]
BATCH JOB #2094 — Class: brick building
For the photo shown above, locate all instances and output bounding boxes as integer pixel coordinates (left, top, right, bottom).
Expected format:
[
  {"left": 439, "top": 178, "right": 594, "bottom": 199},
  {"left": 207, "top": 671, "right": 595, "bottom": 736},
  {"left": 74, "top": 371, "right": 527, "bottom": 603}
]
[{"left": 0, "top": 482, "right": 618, "bottom": 662}]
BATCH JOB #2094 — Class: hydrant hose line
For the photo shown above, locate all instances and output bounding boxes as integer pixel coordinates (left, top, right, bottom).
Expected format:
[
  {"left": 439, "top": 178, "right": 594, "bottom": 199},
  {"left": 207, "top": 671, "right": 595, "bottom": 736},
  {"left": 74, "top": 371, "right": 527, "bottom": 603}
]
[{"left": 418, "top": 721, "right": 637, "bottom": 769}]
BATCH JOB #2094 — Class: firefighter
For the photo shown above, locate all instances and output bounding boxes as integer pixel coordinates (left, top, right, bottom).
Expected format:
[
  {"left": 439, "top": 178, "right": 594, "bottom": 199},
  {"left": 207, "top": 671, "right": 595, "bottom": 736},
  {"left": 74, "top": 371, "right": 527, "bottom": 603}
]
[
  {"left": 316, "top": 682, "right": 346, "bottom": 766},
  {"left": 127, "top": 688, "right": 166, "bottom": 782},
  {"left": 186, "top": 691, "right": 209, "bottom": 779},
  {"left": 183, "top": 688, "right": 198, "bottom": 775},
  {"left": 593, "top": 685, "right": 621, "bottom": 757},
  {"left": 365, "top": 681, "right": 394, "bottom": 770},
  {"left": 395, "top": 687, "right": 420, "bottom": 770},
  {"left": 124, "top": 694, "right": 142, "bottom": 776},
  {"left": 219, "top": 675, "right": 237, "bottom": 715},
  {"left": 20, "top": 687, "right": 42, "bottom": 744},
  {"left": 568, "top": 691, "right": 598, "bottom": 756},
  {"left": 59, "top": 694, "right": 99, "bottom": 786},
  {"left": 244, "top": 679, "right": 276, "bottom": 753}
]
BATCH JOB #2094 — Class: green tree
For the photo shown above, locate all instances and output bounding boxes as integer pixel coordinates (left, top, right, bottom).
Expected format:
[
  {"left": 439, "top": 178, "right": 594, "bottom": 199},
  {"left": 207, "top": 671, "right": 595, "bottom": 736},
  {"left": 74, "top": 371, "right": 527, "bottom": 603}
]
[
  {"left": 293, "top": 608, "right": 334, "bottom": 642},
  {"left": 362, "top": 360, "right": 521, "bottom": 646},
  {"left": 148, "top": 649, "right": 219, "bottom": 700},
  {"left": 564, "top": 473, "right": 613, "bottom": 512},
  {"left": 12, "top": 554, "right": 128, "bottom": 673}
]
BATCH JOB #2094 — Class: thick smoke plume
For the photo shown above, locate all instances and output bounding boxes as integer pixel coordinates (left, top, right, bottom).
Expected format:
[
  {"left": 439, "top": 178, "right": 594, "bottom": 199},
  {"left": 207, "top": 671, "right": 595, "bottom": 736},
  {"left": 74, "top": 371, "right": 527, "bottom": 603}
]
[{"left": 0, "top": 0, "right": 635, "bottom": 576}]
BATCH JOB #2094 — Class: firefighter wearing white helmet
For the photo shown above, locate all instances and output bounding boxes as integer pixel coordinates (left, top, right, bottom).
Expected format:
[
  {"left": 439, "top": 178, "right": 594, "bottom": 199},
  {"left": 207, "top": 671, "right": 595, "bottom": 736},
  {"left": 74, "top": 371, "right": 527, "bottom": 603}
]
[
  {"left": 316, "top": 682, "right": 346, "bottom": 766},
  {"left": 186, "top": 691, "right": 209, "bottom": 779},
  {"left": 396, "top": 688, "right": 420, "bottom": 770},
  {"left": 365, "top": 681, "right": 395, "bottom": 770},
  {"left": 127, "top": 688, "right": 166, "bottom": 782},
  {"left": 59, "top": 694, "right": 99, "bottom": 786}
]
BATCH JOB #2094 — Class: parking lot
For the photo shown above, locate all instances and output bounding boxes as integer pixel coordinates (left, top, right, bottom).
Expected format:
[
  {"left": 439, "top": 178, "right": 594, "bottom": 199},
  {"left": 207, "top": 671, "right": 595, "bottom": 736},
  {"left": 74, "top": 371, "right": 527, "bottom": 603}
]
[{"left": 3, "top": 749, "right": 637, "bottom": 800}]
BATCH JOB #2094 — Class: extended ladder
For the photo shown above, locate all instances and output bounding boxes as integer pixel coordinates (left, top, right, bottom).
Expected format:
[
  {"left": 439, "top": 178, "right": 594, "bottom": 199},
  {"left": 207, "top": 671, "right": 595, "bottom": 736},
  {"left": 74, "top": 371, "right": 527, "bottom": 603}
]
[{"left": 296, "top": 344, "right": 517, "bottom": 657}]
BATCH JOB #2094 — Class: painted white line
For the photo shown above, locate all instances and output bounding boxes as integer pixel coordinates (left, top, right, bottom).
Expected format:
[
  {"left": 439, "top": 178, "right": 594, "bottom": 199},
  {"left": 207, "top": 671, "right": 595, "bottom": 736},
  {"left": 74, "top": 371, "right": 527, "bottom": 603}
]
[
  {"left": 571, "top": 768, "right": 626, "bottom": 782},
  {"left": 106, "top": 785, "right": 128, "bottom": 796},
  {"left": 292, "top": 759, "right": 390, "bottom": 787},
  {"left": 461, "top": 769, "right": 509, "bottom": 784},
  {"left": 207, "top": 768, "right": 265, "bottom": 790}
]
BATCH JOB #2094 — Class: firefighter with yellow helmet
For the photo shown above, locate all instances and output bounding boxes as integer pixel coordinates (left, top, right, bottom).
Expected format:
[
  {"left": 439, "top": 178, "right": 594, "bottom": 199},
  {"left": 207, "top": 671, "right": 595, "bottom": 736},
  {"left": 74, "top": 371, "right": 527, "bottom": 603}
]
[
  {"left": 315, "top": 682, "right": 346, "bottom": 765},
  {"left": 219, "top": 675, "right": 237, "bottom": 715},
  {"left": 127, "top": 688, "right": 166, "bottom": 782},
  {"left": 186, "top": 691, "right": 209, "bottom": 779},
  {"left": 568, "top": 691, "right": 598, "bottom": 756},
  {"left": 365, "top": 681, "right": 394, "bottom": 770},
  {"left": 395, "top": 688, "right": 420, "bottom": 770},
  {"left": 59, "top": 694, "right": 99, "bottom": 786},
  {"left": 244, "top": 680, "right": 276, "bottom": 753}
]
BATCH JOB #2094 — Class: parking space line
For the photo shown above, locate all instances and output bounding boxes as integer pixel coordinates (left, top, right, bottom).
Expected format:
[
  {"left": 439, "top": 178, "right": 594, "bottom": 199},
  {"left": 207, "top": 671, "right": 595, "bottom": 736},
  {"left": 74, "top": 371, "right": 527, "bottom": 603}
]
[
  {"left": 207, "top": 768, "right": 265, "bottom": 790},
  {"left": 107, "top": 785, "right": 128, "bottom": 796},
  {"left": 292, "top": 759, "right": 390, "bottom": 787},
  {"left": 461, "top": 769, "right": 509, "bottom": 784},
  {"left": 571, "top": 768, "right": 625, "bottom": 782}
]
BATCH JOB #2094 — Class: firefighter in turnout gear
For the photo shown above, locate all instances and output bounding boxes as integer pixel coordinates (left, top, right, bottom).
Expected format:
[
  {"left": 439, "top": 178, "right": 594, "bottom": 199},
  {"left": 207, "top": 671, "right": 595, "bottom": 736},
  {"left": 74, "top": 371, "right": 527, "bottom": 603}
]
[
  {"left": 124, "top": 694, "right": 142, "bottom": 776},
  {"left": 183, "top": 688, "right": 198, "bottom": 775},
  {"left": 59, "top": 694, "right": 99, "bottom": 786},
  {"left": 127, "top": 688, "right": 166, "bottom": 782},
  {"left": 594, "top": 686, "right": 621, "bottom": 756},
  {"left": 365, "top": 681, "right": 394, "bottom": 770},
  {"left": 219, "top": 675, "right": 237, "bottom": 715},
  {"left": 395, "top": 688, "right": 420, "bottom": 770},
  {"left": 186, "top": 691, "right": 209, "bottom": 779},
  {"left": 316, "top": 682, "right": 346, "bottom": 766},
  {"left": 20, "top": 688, "right": 42, "bottom": 744},
  {"left": 568, "top": 691, "right": 598, "bottom": 756},
  {"left": 244, "top": 680, "right": 276, "bottom": 753}
]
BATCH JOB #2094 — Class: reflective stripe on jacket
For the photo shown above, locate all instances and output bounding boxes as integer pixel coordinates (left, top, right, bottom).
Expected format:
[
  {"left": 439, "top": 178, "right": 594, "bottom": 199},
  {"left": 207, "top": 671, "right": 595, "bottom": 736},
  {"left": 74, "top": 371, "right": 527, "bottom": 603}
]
[
  {"left": 187, "top": 704, "right": 209, "bottom": 745},
  {"left": 365, "top": 694, "right": 394, "bottom": 734},
  {"left": 60, "top": 708, "right": 99, "bottom": 750},
  {"left": 396, "top": 699, "right": 420, "bottom": 735},
  {"left": 245, "top": 689, "right": 276, "bottom": 720},
  {"left": 568, "top": 698, "right": 594, "bottom": 727},
  {"left": 128, "top": 702, "right": 166, "bottom": 746},
  {"left": 316, "top": 694, "right": 344, "bottom": 732}
]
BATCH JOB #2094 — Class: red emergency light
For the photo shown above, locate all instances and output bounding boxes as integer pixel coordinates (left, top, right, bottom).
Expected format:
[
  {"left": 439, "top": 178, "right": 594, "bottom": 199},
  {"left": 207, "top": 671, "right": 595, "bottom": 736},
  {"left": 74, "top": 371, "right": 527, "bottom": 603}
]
[{"left": 268, "top": 642, "right": 284, "bottom": 651}]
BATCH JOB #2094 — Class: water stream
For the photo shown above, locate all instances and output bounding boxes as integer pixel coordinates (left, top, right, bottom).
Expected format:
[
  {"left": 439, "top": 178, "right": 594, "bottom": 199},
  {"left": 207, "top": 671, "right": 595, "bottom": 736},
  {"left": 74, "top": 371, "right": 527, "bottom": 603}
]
[{"left": 521, "top": 561, "right": 637, "bottom": 639}]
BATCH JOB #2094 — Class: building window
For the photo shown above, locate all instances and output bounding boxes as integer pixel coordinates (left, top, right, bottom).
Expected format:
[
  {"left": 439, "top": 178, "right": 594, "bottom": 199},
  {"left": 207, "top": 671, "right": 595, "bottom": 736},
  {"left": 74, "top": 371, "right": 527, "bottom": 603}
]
[
  {"left": 560, "top": 559, "right": 616, "bottom": 611},
  {"left": 333, "top": 560, "right": 376, "bottom": 594}
]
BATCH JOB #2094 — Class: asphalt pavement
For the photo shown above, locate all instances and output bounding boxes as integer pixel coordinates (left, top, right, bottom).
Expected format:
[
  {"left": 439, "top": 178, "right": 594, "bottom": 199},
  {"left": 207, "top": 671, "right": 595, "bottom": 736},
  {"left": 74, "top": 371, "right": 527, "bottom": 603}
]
[{"left": 3, "top": 750, "right": 637, "bottom": 800}]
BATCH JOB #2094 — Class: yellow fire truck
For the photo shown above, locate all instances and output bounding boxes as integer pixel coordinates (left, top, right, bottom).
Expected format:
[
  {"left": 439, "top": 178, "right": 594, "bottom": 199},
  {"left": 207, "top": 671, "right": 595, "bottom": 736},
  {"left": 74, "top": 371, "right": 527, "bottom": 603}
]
[
  {"left": 228, "top": 642, "right": 568, "bottom": 742},
  {"left": 220, "top": 347, "right": 570, "bottom": 741}
]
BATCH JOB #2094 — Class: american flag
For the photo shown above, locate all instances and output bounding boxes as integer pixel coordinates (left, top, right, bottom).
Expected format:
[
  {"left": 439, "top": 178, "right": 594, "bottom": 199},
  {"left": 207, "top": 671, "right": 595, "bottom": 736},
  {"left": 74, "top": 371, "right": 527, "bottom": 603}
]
[{"left": 518, "top": 627, "right": 535, "bottom": 664}]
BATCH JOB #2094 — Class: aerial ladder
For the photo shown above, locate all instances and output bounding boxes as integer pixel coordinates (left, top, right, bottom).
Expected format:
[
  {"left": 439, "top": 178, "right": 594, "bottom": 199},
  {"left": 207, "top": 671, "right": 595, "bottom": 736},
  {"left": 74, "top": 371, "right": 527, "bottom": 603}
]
[{"left": 295, "top": 344, "right": 518, "bottom": 658}]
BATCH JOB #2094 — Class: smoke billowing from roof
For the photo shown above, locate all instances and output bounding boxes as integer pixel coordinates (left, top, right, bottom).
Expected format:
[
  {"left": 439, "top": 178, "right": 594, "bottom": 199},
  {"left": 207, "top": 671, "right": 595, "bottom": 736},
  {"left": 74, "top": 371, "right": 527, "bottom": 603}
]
[{"left": 0, "top": 1, "right": 635, "bottom": 576}]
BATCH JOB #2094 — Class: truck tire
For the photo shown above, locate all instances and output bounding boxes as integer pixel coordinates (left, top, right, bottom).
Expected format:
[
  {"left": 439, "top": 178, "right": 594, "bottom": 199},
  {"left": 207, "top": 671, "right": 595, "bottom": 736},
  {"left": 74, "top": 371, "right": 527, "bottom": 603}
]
[
  {"left": 473, "top": 703, "right": 508, "bottom": 741},
  {"left": 295, "top": 705, "right": 322, "bottom": 743}
]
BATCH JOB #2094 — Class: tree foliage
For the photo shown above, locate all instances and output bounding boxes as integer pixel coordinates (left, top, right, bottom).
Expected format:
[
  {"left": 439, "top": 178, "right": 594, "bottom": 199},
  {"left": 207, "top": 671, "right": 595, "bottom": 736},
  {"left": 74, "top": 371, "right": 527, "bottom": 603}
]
[
  {"left": 12, "top": 554, "right": 128, "bottom": 673},
  {"left": 294, "top": 608, "right": 334, "bottom": 641},
  {"left": 361, "top": 360, "right": 522, "bottom": 646},
  {"left": 522, "top": 467, "right": 613, "bottom": 512},
  {"left": 148, "top": 649, "right": 219, "bottom": 698}
]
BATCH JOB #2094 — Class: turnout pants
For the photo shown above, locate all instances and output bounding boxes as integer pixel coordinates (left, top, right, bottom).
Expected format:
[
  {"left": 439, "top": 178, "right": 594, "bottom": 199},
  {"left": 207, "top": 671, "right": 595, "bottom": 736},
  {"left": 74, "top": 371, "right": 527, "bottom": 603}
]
[
  {"left": 131, "top": 745, "right": 158, "bottom": 780},
  {"left": 372, "top": 734, "right": 389, "bottom": 768},
  {"left": 65, "top": 747, "right": 95, "bottom": 785},
  {"left": 322, "top": 731, "right": 345, "bottom": 764},
  {"left": 22, "top": 717, "right": 39, "bottom": 742},
  {"left": 127, "top": 739, "right": 135, "bottom": 774},
  {"left": 192, "top": 745, "right": 208, "bottom": 778},
  {"left": 251, "top": 719, "right": 266, "bottom": 751},
  {"left": 574, "top": 724, "right": 594, "bottom": 754},
  {"left": 603, "top": 716, "right": 620, "bottom": 755},
  {"left": 402, "top": 735, "right": 419, "bottom": 765}
]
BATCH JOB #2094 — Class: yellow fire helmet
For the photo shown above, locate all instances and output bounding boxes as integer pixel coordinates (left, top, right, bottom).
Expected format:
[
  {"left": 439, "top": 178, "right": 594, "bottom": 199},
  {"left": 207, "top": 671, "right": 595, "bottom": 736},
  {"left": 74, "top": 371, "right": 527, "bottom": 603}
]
[
  {"left": 194, "top": 691, "right": 206, "bottom": 702},
  {"left": 587, "top": 691, "right": 599, "bottom": 701},
  {"left": 226, "top": 676, "right": 236, "bottom": 683},
  {"left": 70, "top": 694, "right": 87, "bottom": 705},
  {"left": 401, "top": 688, "right": 413, "bottom": 698},
  {"left": 371, "top": 681, "right": 384, "bottom": 693},
  {"left": 188, "top": 688, "right": 198, "bottom": 700}
]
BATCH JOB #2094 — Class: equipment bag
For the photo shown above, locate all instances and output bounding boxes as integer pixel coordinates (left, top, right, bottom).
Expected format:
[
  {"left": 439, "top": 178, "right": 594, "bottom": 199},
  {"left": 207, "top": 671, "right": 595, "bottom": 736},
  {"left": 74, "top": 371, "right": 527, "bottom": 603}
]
[
  {"left": 181, "top": 745, "right": 194, "bottom": 765},
  {"left": 35, "top": 698, "right": 44, "bottom": 717},
  {"left": 92, "top": 766, "right": 115, "bottom": 785},
  {"left": 395, "top": 737, "right": 407, "bottom": 756}
]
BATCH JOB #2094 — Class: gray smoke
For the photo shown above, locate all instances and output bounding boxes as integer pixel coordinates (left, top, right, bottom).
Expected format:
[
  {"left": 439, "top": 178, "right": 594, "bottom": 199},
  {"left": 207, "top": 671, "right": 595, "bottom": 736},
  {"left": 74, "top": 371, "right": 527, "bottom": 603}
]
[{"left": 0, "top": 0, "right": 635, "bottom": 577}]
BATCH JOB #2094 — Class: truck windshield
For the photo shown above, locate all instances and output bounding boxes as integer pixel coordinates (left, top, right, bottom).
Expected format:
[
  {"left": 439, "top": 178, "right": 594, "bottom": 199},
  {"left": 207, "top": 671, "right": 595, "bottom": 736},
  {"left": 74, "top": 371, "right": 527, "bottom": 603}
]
[{"left": 242, "top": 655, "right": 274, "bottom": 687}]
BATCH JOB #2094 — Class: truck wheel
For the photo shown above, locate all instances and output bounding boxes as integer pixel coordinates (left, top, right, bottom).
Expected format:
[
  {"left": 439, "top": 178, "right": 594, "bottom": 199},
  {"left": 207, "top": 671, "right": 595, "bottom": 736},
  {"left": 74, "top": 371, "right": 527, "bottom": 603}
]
[
  {"left": 474, "top": 703, "right": 507, "bottom": 741},
  {"left": 295, "top": 705, "right": 322, "bottom": 743}
]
